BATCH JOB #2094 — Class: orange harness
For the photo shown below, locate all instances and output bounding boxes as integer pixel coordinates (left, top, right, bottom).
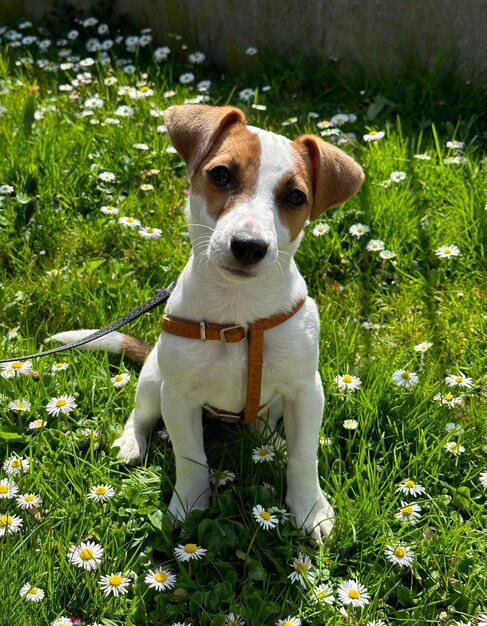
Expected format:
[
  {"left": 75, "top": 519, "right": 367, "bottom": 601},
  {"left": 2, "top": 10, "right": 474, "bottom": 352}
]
[{"left": 161, "top": 298, "right": 306, "bottom": 424}]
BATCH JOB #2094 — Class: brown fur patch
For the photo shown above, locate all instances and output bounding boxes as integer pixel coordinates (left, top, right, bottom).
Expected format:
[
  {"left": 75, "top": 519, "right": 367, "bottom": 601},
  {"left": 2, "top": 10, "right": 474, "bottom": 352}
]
[
  {"left": 191, "top": 124, "right": 261, "bottom": 220},
  {"left": 121, "top": 335, "right": 152, "bottom": 365}
]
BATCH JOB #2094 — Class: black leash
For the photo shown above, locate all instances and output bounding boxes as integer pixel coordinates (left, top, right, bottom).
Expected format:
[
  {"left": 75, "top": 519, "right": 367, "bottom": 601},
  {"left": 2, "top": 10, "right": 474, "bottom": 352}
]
[{"left": 0, "top": 282, "right": 176, "bottom": 364}]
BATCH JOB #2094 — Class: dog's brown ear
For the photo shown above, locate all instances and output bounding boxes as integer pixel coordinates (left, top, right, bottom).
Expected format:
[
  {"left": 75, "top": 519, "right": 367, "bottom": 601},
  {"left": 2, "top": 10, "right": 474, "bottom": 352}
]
[
  {"left": 294, "top": 134, "right": 364, "bottom": 220},
  {"left": 164, "top": 105, "right": 246, "bottom": 176}
]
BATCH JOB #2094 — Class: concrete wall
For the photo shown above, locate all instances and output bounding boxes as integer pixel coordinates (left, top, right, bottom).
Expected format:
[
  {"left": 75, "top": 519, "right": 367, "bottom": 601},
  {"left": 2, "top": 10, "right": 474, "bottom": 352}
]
[{"left": 1, "top": 0, "right": 486, "bottom": 75}]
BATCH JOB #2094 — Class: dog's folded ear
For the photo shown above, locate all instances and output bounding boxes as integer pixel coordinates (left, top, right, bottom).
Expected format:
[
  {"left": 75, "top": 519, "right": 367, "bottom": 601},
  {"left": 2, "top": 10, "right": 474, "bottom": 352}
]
[
  {"left": 165, "top": 105, "right": 246, "bottom": 176},
  {"left": 294, "top": 135, "right": 364, "bottom": 220}
]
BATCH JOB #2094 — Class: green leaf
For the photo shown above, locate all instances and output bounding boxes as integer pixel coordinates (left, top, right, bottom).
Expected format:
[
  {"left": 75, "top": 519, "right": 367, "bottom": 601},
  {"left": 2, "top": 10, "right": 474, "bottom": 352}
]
[{"left": 0, "top": 431, "right": 28, "bottom": 442}]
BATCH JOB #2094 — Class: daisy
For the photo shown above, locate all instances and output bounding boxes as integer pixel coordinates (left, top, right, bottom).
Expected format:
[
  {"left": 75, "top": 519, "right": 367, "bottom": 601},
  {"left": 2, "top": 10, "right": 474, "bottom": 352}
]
[
  {"left": 435, "top": 245, "right": 461, "bottom": 258},
  {"left": 3, "top": 455, "right": 29, "bottom": 476},
  {"left": 139, "top": 226, "right": 162, "bottom": 239},
  {"left": 0, "top": 513, "right": 23, "bottom": 535},
  {"left": 119, "top": 216, "right": 141, "bottom": 228},
  {"left": 349, "top": 223, "right": 369, "bottom": 237},
  {"left": 179, "top": 72, "right": 195, "bottom": 84},
  {"left": 414, "top": 342, "right": 433, "bottom": 353},
  {"left": 111, "top": 372, "right": 131, "bottom": 388},
  {"left": 343, "top": 419, "right": 359, "bottom": 430},
  {"left": 8, "top": 399, "right": 31, "bottom": 411},
  {"left": 45, "top": 394, "right": 77, "bottom": 416},
  {"left": 335, "top": 373, "right": 362, "bottom": 393},
  {"left": 245, "top": 46, "right": 258, "bottom": 55},
  {"left": 51, "top": 361, "right": 69, "bottom": 372},
  {"left": 396, "top": 501, "right": 422, "bottom": 525},
  {"left": 20, "top": 583, "right": 45, "bottom": 602},
  {"left": 379, "top": 249, "right": 396, "bottom": 260},
  {"left": 98, "top": 572, "right": 131, "bottom": 597},
  {"left": 144, "top": 567, "right": 176, "bottom": 591},
  {"left": 134, "top": 142, "right": 149, "bottom": 150},
  {"left": 395, "top": 479, "right": 426, "bottom": 497},
  {"left": 224, "top": 614, "right": 245, "bottom": 626},
  {"left": 413, "top": 153, "right": 432, "bottom": 160},
  {"left": 366, "top": 239, "right": 385, "bottom": 251},
  {"left": 337, "top": 579, "right": 370, "bottom": 607},
  {"left": 51, "top": 618, "right": 73, "bottom": 626},
  {"left": 1, "top": 359, "right": 32, "bottom": 377},
  {"left": 310, "top": 582, "right": 335, "bottom": 605},
  {"left": 366, "top": 621, "right": 387, "bottom": 626},
  {"left": 446, "top": 140, "right": 464, "bottom": 150},
  {"left": 276, "top": 618, "right": 300, "bottom": 626},
  {"left": 312, "top": 222, "right": 330, "bottom": 235},
  {"left": 239, "top": 88, "right": 256, "bottom": 101},
  {"left": 174, "top": 543, "right": 207, "bottom": 561},
  {"left": 210, "top": 469, "right": 236, "bottom": 486},
  {"left": 384, "top": 543, "right": 415, "bottom": 568},
  {"left": 28, "top": 419, "right": 47, "bottom": 430},
  {"left": 479, "top": 471, "right": 487, "bottom": 489},
  {"left": 252, "top": 444, "right": 275, "bottom": 463},
  {"left": 98, "top": 171, "right": 116, "bottom": 182},
  {"left": 88, "top": 484, "right": 115, "bottom": 502},
  {"left": 331, "top": 113, "right": 349, "bottom": 126},
  {"left": 100, "top": 204, "right": 119, "bottom": 215},
  {"left": 188, "top": 51, "right": 205, "bottom": 64},
  {"left": 68, "top": 541, "right": 104, "bottom": 570},
  {"left": 445, "top": 372, "right": 473, "bottom": 388},
  {"left": 434, "top": 392, "right": 463, "bottom": 408},
  {"left": 0, "top": 183, "right": 15, "bottom": 194},
  {"left": 287, "top": 553, "right": 315, "bottom": 587},
  {"left": 0, "top": 479, "right": 19, "bottom": 499},
  {"left": 389, "top": 171, "right": 406, "bottom": 183},
  {"left": 444, "top": 441, "right": 465, "bottom": 455},
  {"left": 392, "top": 370, "right": 419, "bottom": 389},
  {"left": 16, "top": 493, "right": 42, "bottom": 509},
  {"left": 477, "top": 616, "right": 487, "bottom": 626},
  {"left": 320, "top": 435, "right": 332, "bottom": 447},
  {"left": 252, "top": 504, "right": 279, "bottom": 529},
  {"left": 363, "top": 130, "right": 385, "bottom": 141},
  {"left": 362, "top": 321, "right": 380, "bottom": 330}
]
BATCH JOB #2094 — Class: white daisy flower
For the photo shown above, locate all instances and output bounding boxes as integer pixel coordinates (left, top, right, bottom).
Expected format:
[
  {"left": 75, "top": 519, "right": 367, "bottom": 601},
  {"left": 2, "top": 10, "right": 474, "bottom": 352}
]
[
  {"left": 28, "top": 419, "right": 47, "bottom": 430},
  {"left": 331, "top": 113, "right": 349, "bottom": 126},
  {"left": 3, "top": 455, "right": 29, "bottom": 476},
  {"left": 245, "top": 47, "right": 258, "bottom": 55},
  {"left": 174, "top": 543, "right": 207, "bottom": 561},
  {"left": 0, "top": 513, "right": 23, "bottom": 535},
  {"left": 139, "top": 226, "right": 162, "bottom": 239},
  {"left": 20, "top": 583, "right": 45, "bottom": 602},
  {"left": 16, "top": 493, "right": 42, "bottom": 509},
  {"left": 209, "top": 469, "right": 236, "bottom": 486},
  {"left": 384, "top": 543, "right": 415, "bottom": 568},
  {"left": 366, "top": 239, "right": 385, "bottom": 251},
  {"left": 144, "top": 567, "right": 176, "bottom": 591},
  {"left": 252, "top": 445, "right": 275, "bottom": 463},
  {"left": 8, "top": 399, "right": 31, "bottom": 411},
  {"left": 179, "top": 72, "right": 195, "bottom": 84},
  {"left": 435, "top": 245, "right": 461, "bottom": 258},
  {"left": 389, "top": 171, "right": 406, "bottom": 183},
  {"left": 444, "top": 441, "right": 465, "bottom": 456},
  {"left": 224, "top": 613, "right": 245, "bottom": 626},
  {"left": 349, "top": 223, "right": 370, "bottom": 237},
  {"left": 252, "top": 504, "right": 279, "bottom": 530},
  {"left": 0, "top": 479, "right": 19, "bottom": 499},
  {"left": 111, "top": 372, "right": 131, "bottom": 388},
  {"left": 479, "top": 471, "right": 487, "bottom": 489},
  {"left": 310, "top": 582, "right": 335, "bottom": 604},
  {"left": 392, "top": 370, "right": 419, "bottom": 389},
  {"left": 379, "top": 249, "right": 396, "bottom": 260},
  {"left": 395, "top": 479, "right": 426, "bottom": 497},
  {"left": 87, "top": 484, "right": 116, "bottom": 502},
  {"left": 434, "top": 392, "right": 463, "bottom": 408},
  {"left": 133, "top": 142, "right": 149, "bottom": 150},
  {"left": 45, "top": 394, "right": 77, "bottom": 416},
  {"left": 239, "top": 88, "right": 256, "bottom": 101},
  {"left": 114, "top": 104, "right": 134, "bottom": 117},
  {"left": 413, "top": 153, "right": 431, "bottom": 160},
  {"left": 68, "top": 541, "right": 104, "bottom": 570},
  {"left": 414, "top": 342, "right": 433, "bottom": 353},
  {"left": 337, "top": 579, "right": 370, "bottom": 607},
  {"left": 361, "top": 321, "right": 380, "bottom": 330},
  {"left": 363, "top": 130, "right": 385, "bottom": 142},
  {"left": 335, "top": 373, "right": 362, "bottom": 393},
  {"left": 140, "top": 183, "right": 154, "bottom": 191},
  {"left": 98, "top": 572, "right": 131, "bottom": 597},
  {"left": 188, "top": 51, "right": 205, "bottom": 64},
  {"left": 446, "top": 140, "right": 464, "bottom": 150},
  {"left": 276, "top": 618, "right": 301, "bottom": 626},
  {"left": 51, "top": 361, "right": 69, "bottom": 372},
  {"left": 396, "top": 501, "right": 422, "bottom": 525},
  {"left": 98, "top": 171, "right": 116, "bottom": 182},
  {"left": 343, "top": 419, "right": 359, "bottom": 430},
  {"left": 1, "top": 360, "right": 32, "bottom": 377},
  {"left": 312, "top": 222, "right": 330, "bottom": 236},
  {"left": 51, "top": 617, "right": 73, "bottom": 626},
  {"left": 287, "top": 553, "right": 315, "bottom": 587},
  {"left": 119, "top": 216, "right": 141, "bottom": 228},
  {"left": 445, "top": 372, "right": 473, "bottom": 388},
  {"left": 100, "top": 204, "right": 119, "bottom": 215}
]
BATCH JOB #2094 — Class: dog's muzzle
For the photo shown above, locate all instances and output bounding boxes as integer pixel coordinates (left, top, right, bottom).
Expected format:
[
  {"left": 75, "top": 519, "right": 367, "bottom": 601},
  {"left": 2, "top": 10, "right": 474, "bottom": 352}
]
[{"left": 230, "top": 233, "right": 269, "bottom": 266}]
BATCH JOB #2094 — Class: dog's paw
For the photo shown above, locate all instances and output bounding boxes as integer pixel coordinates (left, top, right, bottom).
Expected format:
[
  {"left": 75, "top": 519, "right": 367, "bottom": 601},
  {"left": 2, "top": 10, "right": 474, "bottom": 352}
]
[
  {"left": 286, "top": 492, "right": 335, "bottom": 544},
  {"left": 112, "top": 431, "right": 147, "bottom": 465}
]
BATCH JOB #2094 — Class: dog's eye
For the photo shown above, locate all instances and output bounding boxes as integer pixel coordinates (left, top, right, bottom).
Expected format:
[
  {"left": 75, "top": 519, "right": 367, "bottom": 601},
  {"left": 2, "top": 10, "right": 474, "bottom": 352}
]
[
  {"left": 285, "top": 189, "right": 306, "bottom": 207},
  {"left": 209, "top": 166, "right": 231, "bottom": 186}
]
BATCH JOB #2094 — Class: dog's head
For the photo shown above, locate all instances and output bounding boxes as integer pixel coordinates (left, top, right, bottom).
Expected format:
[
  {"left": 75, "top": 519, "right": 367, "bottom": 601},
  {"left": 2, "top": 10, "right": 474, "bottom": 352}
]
[{"left": 165, "top": 105, "right": 364, "bottom": 280}]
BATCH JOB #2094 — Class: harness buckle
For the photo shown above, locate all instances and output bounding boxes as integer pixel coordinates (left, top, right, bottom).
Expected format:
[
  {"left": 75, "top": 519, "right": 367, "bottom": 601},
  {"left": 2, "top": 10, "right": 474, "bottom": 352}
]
[
  {"left": 220, "top": 325, "right": 247, "bottom": 343},
  {"left": 199, "top": 321, "right": 207, "bottom": 341}
]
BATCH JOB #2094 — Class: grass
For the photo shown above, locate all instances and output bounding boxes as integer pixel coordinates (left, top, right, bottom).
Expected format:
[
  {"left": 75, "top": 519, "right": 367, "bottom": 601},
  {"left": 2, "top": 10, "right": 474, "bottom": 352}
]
[{"left": 1, "top": 15, "right": 487, "bottom": 626}]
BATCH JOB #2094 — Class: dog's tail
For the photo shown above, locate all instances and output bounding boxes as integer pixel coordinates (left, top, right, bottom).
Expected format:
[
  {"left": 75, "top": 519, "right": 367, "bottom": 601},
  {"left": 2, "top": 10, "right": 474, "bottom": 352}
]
[{"left": 48, "top": 330, "right": 152, "bottom": 365}]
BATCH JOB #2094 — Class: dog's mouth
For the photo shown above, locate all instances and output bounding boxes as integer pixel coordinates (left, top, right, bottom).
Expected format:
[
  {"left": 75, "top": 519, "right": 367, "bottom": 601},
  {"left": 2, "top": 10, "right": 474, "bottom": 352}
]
[{"left": 222, "top": 266, "right": 257, "bottom": 278}]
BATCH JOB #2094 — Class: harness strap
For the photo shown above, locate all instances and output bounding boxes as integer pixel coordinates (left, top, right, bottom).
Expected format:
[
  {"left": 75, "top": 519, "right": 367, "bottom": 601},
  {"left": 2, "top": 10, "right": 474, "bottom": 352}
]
[{"left": 161, "top": 297, "right": 306, "bottom": 424}]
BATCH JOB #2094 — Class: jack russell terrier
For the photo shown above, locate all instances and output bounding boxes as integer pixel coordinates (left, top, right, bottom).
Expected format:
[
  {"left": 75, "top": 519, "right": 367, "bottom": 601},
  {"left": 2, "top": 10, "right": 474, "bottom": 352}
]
[{"left": 52, "top": 105, "right": 364, "bottom": 542}]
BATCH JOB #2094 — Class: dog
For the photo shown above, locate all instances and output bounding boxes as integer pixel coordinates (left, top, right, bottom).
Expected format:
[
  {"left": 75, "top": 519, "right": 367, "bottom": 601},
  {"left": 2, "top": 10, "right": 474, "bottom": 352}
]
[{"left": 52, "top": 105, "right": 364, "bottom": 542}]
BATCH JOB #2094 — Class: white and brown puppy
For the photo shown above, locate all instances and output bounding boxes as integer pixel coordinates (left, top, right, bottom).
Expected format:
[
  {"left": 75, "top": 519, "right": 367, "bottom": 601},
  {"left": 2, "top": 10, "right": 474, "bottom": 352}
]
[{"left": 52, "top": 105, "right": 364, "bottom": 542}]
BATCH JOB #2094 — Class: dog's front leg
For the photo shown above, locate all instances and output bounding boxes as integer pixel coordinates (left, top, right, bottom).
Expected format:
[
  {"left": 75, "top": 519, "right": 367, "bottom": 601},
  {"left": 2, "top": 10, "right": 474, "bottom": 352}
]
[
  {"left": 283, "top": 372, "right": 335, "bottom": 543},
  {"left": 161, "top": 384, "right": 211, "bottom": 521}
]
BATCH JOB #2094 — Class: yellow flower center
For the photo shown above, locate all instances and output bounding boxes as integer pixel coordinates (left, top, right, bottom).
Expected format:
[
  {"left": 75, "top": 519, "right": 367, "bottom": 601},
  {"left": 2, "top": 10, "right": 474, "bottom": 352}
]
[
  {"left": 317, "top": 590, "right": 329, "bottom": 599},
  {"left": 29, "top": 587, "right": 38, "bottom": 594},
  {"left": 342, "top": 374, "right": 353, "bottom": 384},
  {"left": 154, "top": 571, "right": 168, "bottom": 583},
  {"left": 126, "top": 218, "right": 134, "bottom": 223},
  {"left": 282, "top": 622, "right": 293, "bottom": 626},
  {"left": 369, "top": 130, "right": 378, "bottom": 135},
  {"left": 404, "top": 480, "right": 415, "bottom": 489},
  {"left": 449, "top": 442, "right": 459, "bottom": 450},
  {"left": 394, "top": 547, "right": 406, "bottom": 558},
  {"left": 16, "top": 402, "right": 26, "bottom": 409},
  {"left": 0, "top": 485, "right": 8, "bottom": 494},
  {"left": 260, "top": 511, "right": 271, "bottom": 521},
  {"left": 25, "top": 495, "right": 34, "bottom": 502},
  {"left": 79, "top": 548, "right": 94, "bottom": 560},
  {"left": 184, "top": 543, "right": 197, "bottom": 553},
  {"left": 401, "top": 506, "right": 413, "bottom": 516},
  {"left": 0, "top": 515, "right": 12, "bottom": 527},
  {"left": 259, "top": 448, "right": 269, "bottom": 456},
  {"left": 455, "top": 376, "right": 463, "bottom": 383},
  {"left": 11, "top": 459, "right": 21, "bottom": 468},
  {"left": 295, "top": 562, "right": 307, "bottom": 574},
  {"left": 12, "top": 362, "right": 22, "bottom": 369},
  {"left": 401, "top": 372, "right": 411, "bottom": 379},
  {"left": 444, "top": 393, "right": 454, "bottom": 401},
  {"left": 115, "top": 375, "right": 123, "bottom": 381},
  {"left": 348, "top": 589, "right": 360, "bottom": 599},
  {"left": 443, "top": 248, "right": 452, "bottom": 255},
  {"left": 55, "top": 399, "right": 67, "bottom": 407},
  {"left": 108, "top": 575, "right": 123, "bottom": 586},
  {"left": 95, "top": 486, "right": 106, "bottom": 495},
  {"left": 55, "top": 363, "right": 64, "bottom": 368}
]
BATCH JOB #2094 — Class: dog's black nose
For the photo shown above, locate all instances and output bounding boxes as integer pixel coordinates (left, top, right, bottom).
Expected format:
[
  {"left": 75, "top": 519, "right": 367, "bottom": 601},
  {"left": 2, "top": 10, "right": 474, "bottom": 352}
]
[{"left": 230, "top": 233, "right": 269, "bottom": 265}]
